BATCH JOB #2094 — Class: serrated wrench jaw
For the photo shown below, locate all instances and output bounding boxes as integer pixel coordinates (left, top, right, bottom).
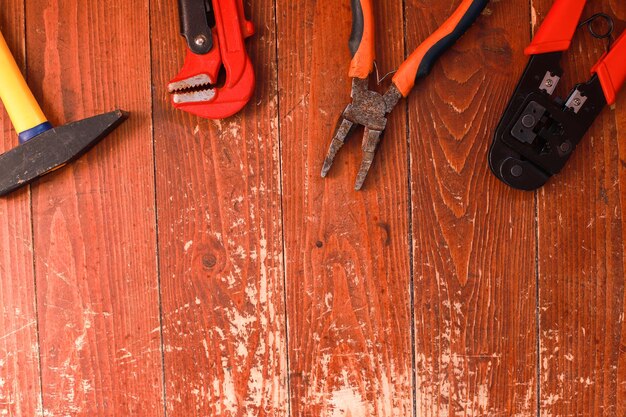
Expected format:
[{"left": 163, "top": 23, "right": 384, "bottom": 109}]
[
  {"left": 168, "top": 73, "right": 217, "bottom": 105},
  {"left": 173, "top": 56, "right": 255, "bottom": 119},
  {"left": 168, "top": 74, "right": 213, "bottom": 94}
]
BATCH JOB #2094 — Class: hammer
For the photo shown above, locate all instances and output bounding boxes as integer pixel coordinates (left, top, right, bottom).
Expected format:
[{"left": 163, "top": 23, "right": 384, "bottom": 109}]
[{"left": 0, "top": 29, "right": 128, "bottom": 197}]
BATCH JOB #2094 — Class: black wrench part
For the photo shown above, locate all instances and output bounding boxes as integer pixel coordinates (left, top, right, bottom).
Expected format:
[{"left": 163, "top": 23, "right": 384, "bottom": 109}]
[{"left": 178, "top": 0, "right": 214, "bottom": 55}]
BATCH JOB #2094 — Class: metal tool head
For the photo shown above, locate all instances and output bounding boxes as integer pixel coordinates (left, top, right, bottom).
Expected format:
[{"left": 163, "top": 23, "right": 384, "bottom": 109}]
[
  {"left": 168, "top": 47, "right": 255, "bottom": 119},
  {"left": 0, "top": 110, "right": 128, "bottom": 197},
  {"left": 169, "top": 0, "right": 255, "bottom": 119},
  {"left": 488, "top": 53, "right": 607, "bottom": 190},
  {"left": 168, "top": 46, "right": 222, "bottom": 108},
  {"left": 321, "top": 77, "right": 402, "bottom": 190}
]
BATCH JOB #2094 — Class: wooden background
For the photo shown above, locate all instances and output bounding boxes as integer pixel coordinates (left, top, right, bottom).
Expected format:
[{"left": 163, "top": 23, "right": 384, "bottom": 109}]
[{"left": 1, "top": 0, "right": 625, "bottom": 416}]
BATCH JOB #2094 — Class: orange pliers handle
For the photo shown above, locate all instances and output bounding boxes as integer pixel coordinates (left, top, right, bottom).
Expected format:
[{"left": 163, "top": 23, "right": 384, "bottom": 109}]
[
  {"left": 392, "top": 0, "right": 488, "bottom": 97},
  {"left": 346, "top": 0, "right": 487, "bottom": 94},
  {"left": 348, "top": 0, "right": 376, "bottom": 79}
]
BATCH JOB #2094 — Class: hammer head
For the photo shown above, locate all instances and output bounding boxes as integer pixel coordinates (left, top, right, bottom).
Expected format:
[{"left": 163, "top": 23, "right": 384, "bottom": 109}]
[{"left": 0, "top": 110, "right": 128, "bottom": 197}]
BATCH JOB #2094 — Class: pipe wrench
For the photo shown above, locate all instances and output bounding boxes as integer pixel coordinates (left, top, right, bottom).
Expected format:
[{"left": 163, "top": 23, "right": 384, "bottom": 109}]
[{"left": 168, "top": 0, "right": 255, "bottom": 119}]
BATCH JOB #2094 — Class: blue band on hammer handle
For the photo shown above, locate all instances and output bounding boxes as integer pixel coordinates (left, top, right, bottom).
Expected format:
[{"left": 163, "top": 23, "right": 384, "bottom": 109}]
[{"left": 18, "top": 122, "right": 53, "bottom": 144}]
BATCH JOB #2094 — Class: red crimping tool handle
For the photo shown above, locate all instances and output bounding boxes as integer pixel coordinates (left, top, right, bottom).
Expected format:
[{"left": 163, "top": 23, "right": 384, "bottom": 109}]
[
  {"left": 168, "top": 0, "right": 255, "bottom": 120},
  {"left": 489, "top": 0, "right": 625, "bottom": 190},
  {"left": 592, "top": 31, "right": 626, "bottom": 105},
  {"left": 525, "top": 0, "right": 587, "bottom": 55},
  {"left": 524, "top": 0, "right": 626, "bottom": 105}
]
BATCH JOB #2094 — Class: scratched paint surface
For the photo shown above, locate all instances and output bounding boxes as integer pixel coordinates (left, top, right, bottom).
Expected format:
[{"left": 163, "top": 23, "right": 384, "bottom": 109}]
[
  {"left": 407, "top": 1, "right": 538, "bottom": 415},
  {"left": 0, "top": 1, "right": 625, "bottom": 416},
  {"left": 151, "top": 0, "right": 287, "bottom": 415},
  {"left": 0, "top": 3, "right": 41, "bottom": 417},
  {"left": 276, "top": 0, "right": 414, "bottom": 416},
  {"left": 531, "top": 1, "right": 626, "bottom": 417}
]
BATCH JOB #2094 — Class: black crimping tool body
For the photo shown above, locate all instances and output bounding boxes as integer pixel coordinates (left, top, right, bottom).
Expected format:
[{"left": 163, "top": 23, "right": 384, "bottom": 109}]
[{"left": 489, "top": 0, "right": 626, "bottom": 191}]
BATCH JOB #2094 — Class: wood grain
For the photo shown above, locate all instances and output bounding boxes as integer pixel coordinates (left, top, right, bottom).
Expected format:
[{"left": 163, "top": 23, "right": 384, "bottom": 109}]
[
  {"left": 23, "top": 1, "right": 164, "bottom": 416},
  {"left": 151, "top": 0, "right": 288, "bottom": 415},
  {"left": 533, "top": 1, "right": 626, "bottom": 416},
  {"left": 277, "top": 1, "right": 413, "bottom": 416},
  {"left": 407, "top": 1, "right": 537, "bottom": 415},
  {"left": 617, "top": 9, "right": 626, "bottom": 416},
  {"left": 0, "top": 3, "right": 42, "bottom": 416},
  {"left": 2, "top": 0, "right": 626, "bottom": 415}
]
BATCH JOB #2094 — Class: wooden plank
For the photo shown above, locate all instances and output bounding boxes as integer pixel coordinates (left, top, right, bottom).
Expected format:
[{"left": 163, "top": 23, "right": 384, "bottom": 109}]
[
  {"left": 150, "top": 0, "right": 287, "bottom": 415},
  {"left": 277, "top": 1, "right": 413, "bottom": 416},
  {"left": 406, "top": 1, "right": 537, "bottom": 415},
  {"left": 534, "top": 1, "right": 626, "bottom": 416},
  {"left": 0, "top": 2, "right": 42, "bottom": 416},
  {"left": 23, "top": 2, "right": 163, "bottom": 416},
  {"left": 617, "top": 10, "right": 626, "bottom": 417}
]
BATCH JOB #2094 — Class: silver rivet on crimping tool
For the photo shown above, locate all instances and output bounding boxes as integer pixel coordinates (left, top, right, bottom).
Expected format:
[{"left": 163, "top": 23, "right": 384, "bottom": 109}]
[
  {"left": 194, "top": 35, "right": 207, "bottom": 47},
  {"left": 565, "top": 89, "right": 588, "bottom": 113},
  {"left": 559, "top": 142, "right": 572, "bottom": 154},
  {"left": 511, "top": 165, "right": 523, "bottom": 177},
  {"left": 522, "top": 114, "right": 536, "bottom": 128},
  {"left": 540, "top": 72, "right": 560, "bottom": 95}
]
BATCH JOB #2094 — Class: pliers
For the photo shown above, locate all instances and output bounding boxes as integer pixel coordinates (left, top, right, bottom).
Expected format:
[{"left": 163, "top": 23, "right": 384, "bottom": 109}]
[
  {"left": 321, "top": 0, "right": 489, "bottom": 190},
  {"left": 488, "top": 0, "right": 626, "bottom": 190},
  {"left": 167, "top": 0, "right": 255, "bottom": 120}
]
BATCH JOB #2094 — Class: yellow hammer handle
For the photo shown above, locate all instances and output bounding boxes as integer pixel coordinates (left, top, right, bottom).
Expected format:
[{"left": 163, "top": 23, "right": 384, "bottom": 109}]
[{"left": 0, "top": 30, "right": 49, "bottom": 137}]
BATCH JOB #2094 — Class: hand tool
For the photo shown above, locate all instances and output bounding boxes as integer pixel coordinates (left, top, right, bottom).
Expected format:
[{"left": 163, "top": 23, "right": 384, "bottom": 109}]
[
  {"left": 488, "top": 0, "right": 626, "bottom": 191},
  {"left": 321, "top": 0, "right": 489, "bottom": 190},
  {"left": 0, "top": 30, "right": 128, "bottom": 198},
  {"left": 168, "top": 0, "right": 255, "bottom": 119}
]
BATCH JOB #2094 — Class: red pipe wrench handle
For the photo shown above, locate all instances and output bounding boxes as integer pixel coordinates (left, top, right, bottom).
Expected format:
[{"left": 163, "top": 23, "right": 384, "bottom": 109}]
[
  {"left": 235, "top": 0, "right": 254, "bottom": 38},
  {"left": 592, "top": 30, "right": 626, "bottom": 105},
  {"left": 215, "top": 0, "right": 254, "bottom": 87},
  {"left": 525, "top": 0, "right": 587, "bottom": 55}
]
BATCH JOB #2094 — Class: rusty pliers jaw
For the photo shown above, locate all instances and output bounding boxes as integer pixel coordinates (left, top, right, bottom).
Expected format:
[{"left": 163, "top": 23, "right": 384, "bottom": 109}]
[{"left": 321, "top": 77, "right": 402, "bottom": 190}]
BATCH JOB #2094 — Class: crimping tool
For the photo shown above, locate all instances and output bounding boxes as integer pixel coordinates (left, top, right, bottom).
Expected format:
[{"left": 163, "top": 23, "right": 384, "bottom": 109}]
[
  {"left": 321, "top": 0, "right": 489, "bottom": 190},
  {"left": 488, "top": 0, "right": 626, "bottom": 190},
  {"left": 168, "top": 0, "right": 255, "bottom": 119}
]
